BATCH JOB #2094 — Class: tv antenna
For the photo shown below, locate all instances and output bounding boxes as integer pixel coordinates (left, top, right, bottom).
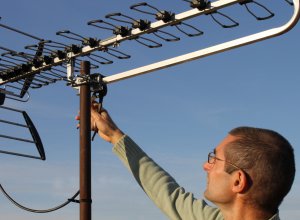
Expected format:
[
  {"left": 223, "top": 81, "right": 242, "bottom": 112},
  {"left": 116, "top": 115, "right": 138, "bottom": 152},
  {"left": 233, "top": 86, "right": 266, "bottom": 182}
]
[{"left": 0, "top": 0, "right": 299, "bottom": 220}]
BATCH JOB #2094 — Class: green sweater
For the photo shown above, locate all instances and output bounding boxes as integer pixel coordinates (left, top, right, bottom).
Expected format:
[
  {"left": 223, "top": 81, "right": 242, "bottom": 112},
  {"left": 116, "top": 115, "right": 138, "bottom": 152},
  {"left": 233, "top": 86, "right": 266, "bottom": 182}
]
[{"left": 113, "top": 135, "right": 280, "bottom": 220}]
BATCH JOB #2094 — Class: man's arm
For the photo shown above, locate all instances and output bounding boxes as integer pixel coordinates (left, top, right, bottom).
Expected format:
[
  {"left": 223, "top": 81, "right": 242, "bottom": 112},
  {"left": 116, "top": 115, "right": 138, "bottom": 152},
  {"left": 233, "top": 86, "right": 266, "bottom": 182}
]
[
  {"left": 113, "top": 135, "right": 222, "bottom": 220},
  {"left": 77, "top": 103, "right": 222, "bottom": 220}
]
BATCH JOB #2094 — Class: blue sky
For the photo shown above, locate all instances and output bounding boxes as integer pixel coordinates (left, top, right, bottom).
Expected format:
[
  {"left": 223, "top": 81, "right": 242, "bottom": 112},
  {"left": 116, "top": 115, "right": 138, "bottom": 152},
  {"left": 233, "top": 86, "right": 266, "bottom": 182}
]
[{"left": 1, "top": 0, "right": 300, "bottom": 219}]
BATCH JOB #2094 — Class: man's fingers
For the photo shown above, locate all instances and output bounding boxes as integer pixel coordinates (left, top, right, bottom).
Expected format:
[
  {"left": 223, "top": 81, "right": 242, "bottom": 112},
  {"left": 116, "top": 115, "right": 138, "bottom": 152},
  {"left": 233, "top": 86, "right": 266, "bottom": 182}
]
[{"left": 92, "top": 102, "right": 101, "bottom": 111}]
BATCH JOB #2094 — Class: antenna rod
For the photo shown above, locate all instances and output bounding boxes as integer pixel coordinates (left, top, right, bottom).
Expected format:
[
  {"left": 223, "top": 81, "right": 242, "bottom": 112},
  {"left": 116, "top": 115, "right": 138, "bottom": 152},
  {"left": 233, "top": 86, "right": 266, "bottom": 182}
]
[
  {"left": 79, "top": 61, "right": 92, "bottom": 220},
  {"left": 0, "top": 23, "right": 43, "bottom": 41},
  {"left": 0, "top": 46, "right": 16, "bottom": 53}
]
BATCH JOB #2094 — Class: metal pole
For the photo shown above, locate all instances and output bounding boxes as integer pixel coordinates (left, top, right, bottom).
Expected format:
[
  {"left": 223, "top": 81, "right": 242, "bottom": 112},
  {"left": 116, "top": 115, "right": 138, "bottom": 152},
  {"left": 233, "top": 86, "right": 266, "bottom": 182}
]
[{"left": 79, "top": 61, "right": 91, "bottom": 220}]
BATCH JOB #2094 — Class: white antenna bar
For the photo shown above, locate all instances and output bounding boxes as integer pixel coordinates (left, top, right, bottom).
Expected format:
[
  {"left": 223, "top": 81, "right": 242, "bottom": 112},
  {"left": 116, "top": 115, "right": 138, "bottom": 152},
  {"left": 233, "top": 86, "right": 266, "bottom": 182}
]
[
  {"left": 103, "top": 0, "right": 300, "bottom": 84},
  {"left": 0, "top": 0, "right": 267, "bottom": 85},
  {"left": 101, "top": 0, "right": 245, "bottom": 45}
]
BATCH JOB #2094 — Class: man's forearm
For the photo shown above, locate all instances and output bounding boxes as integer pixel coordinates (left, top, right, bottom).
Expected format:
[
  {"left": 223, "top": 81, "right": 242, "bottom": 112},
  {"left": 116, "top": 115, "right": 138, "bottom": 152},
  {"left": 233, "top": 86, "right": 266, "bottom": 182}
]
[{"left": 112, "top": 135, "right": 221, "bottom": 220}]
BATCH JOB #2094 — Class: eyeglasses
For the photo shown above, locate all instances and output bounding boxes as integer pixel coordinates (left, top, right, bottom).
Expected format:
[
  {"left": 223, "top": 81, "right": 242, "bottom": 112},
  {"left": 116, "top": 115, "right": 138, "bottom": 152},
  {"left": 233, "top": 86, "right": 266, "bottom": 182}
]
[{"left": 207, "top": 152, "right": 242, "bottom": 170}]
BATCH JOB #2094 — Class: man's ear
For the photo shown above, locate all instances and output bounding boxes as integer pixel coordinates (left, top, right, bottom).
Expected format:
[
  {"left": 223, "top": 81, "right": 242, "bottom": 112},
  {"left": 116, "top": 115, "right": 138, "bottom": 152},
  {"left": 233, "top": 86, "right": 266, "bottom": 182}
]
[{"left": 232, "top": 170, "right": 249, "bottom": 193}]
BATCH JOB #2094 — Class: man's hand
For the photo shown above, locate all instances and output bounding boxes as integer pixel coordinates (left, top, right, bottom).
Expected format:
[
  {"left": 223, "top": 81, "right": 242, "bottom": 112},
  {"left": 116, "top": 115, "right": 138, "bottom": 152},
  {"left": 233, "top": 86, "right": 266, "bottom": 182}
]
[{"left": 76, "top": 103, "right": 124, "bottom": 144}]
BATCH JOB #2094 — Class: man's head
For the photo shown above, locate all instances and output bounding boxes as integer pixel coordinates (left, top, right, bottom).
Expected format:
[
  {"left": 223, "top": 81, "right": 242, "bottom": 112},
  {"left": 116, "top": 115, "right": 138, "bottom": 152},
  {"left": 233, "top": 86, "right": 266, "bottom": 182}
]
[
  {"left": 203, "top": 127, "right": 295, "bottom": 213},
  {"left": 225, "top": 127, "right": 295, "bottom": 212}
]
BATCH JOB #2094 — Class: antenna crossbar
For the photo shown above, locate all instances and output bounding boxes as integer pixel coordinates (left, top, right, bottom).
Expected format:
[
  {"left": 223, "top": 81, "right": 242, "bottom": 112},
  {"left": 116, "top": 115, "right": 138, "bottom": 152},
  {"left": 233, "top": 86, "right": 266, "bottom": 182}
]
[{"left": 0, "top": 0, "right": 249, "bottom": 85}]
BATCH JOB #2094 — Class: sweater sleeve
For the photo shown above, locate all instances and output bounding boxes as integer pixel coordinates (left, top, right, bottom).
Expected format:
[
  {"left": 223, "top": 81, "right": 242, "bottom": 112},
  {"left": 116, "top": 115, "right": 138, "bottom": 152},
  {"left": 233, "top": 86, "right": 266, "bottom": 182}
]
[{"left": 112, "top": 135, "right": 223, "bottom": 220}]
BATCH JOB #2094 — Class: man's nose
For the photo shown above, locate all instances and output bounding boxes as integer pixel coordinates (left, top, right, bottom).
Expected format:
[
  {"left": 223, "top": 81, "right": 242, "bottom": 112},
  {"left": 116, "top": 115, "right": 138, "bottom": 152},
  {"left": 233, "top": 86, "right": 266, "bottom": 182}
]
[{"left": 203, "top": 161, "right": 212, "bottom": 172}]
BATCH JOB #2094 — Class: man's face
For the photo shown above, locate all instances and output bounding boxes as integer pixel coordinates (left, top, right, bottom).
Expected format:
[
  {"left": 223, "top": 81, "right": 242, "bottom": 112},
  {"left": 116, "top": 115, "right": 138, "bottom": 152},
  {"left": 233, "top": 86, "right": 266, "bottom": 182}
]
[{"left": 203, "top": 135, "right": 237, "bottom": 205}]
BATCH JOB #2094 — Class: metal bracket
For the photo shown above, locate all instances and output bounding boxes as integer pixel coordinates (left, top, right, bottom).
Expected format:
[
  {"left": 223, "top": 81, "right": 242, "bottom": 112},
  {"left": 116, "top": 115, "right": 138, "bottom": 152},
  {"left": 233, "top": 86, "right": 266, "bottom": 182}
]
[
  {"left": 67, "top": 57, "right": 75, "bottom": 81},
  {"left": 67, "top": 73, "right": 107, "bottom": 95}
]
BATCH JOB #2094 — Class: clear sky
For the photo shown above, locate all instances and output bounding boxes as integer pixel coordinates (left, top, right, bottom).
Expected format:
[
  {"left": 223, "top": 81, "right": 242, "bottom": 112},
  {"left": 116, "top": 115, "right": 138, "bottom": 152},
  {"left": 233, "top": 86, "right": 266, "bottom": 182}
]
[{"left": 1, "top": 0, "right": 300, "bottom": 219}]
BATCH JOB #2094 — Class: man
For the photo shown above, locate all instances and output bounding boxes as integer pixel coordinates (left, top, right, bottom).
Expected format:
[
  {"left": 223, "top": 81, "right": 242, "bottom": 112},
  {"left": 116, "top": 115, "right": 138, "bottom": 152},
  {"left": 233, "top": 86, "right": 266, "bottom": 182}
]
[{"left": 77, "top": 103, "right": 295, "bottom": 220}]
